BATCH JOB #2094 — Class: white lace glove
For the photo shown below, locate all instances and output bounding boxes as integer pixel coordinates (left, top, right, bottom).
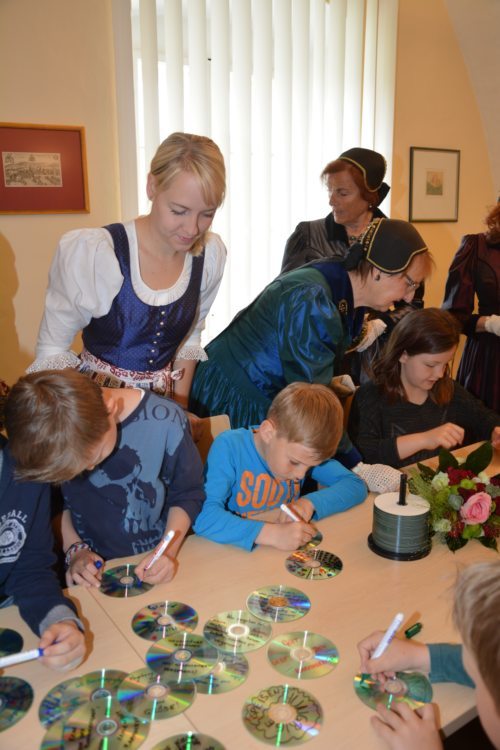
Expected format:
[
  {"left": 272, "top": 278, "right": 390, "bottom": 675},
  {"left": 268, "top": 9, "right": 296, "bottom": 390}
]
[
  {"left": 26, "top": 351, "right": 81, "bottom": 373},
  {"left": 355, "top": 318, "right": 387, "bottom": 352},
  {"left": 485, "top": 315, "right": 500, "bottom": 337},
  {"left": 330, "top": 374, "right": 357, "bottom": 398},
  {"left": 353, "top": 462, "right": 402, "bottom": 494}
]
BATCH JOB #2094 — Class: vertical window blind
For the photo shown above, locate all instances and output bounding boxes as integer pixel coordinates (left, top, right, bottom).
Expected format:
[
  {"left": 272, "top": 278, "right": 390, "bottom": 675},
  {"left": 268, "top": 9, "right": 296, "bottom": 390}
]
[{"left": 116, "top": 0, "right": 398, "bottom": 341}]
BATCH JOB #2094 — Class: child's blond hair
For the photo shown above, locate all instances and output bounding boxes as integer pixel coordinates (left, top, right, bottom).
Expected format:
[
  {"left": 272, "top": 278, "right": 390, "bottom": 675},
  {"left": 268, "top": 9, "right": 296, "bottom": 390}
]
[
  {"left": 453, "top": 560, "right": 500, "bottom": 709},
  {"left": 4, "top": 370, "right": 110, "bottom": 484},
  {"left": 266, "top": 382, "right": 343, "bottom": 462}
]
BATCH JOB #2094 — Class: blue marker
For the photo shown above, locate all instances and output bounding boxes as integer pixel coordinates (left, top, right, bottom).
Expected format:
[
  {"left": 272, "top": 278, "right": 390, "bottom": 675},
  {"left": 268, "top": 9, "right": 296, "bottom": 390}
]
[{"left": 0, "top": 648, "right": 44, "bottom": 669}]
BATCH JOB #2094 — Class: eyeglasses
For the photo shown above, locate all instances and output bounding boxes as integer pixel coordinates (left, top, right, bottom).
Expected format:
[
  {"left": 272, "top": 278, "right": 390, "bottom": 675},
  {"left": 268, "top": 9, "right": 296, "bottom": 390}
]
[{"left": 404, "top": 273, "right": 421, "bottom": 292}]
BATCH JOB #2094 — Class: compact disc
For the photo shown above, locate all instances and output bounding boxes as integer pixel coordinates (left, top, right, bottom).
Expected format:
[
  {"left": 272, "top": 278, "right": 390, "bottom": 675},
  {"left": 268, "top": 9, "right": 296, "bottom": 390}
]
[
  {"left": 100, "top": 564, "right": 153, "bottom": 598},
  {"left": 353, "top": 671, "right": 433, "bottom": 710},
  {"left": 194, "top": 653, "right": 249, "bottom": 694},
  {"left": 242, "top": 684, "right": 322, "bottom": 745},
  {"left": 39, "top": 669, "right": 128, "bottom": 727},
  {"left": 41, "top": 697, "right": 149, "bottom": 749},
  {"left": 151, "top": 734, "right": 225, "bottom": 750},
  {"left": 0, "top": 676, "right": 33, "bottom": 732},
  {"left": 246, "top": 584, "right": 310, "bottom": 623},
  {"left": 203, "top": 610, "right": 272, "bottom": 654},
  {"left": 131, "top": 600, "right": 198, "bottom": 642},
  {"left": 300, "top": 528, "right": 323, "bottom": 549},
  {"left": 117, "top": 667, "right": 196, "bottom": 721},
  {"left": 285, "top": 548, "right": 343, "bottom": 580},
  {"left": 146, "top": 632, "right": 218, "bottom": 682},
  {"left": 0, "top": 627, "right": 23, "bottom": 657},
  {"left": 267, "top": 631, "right": 339, "bottom": 679}
]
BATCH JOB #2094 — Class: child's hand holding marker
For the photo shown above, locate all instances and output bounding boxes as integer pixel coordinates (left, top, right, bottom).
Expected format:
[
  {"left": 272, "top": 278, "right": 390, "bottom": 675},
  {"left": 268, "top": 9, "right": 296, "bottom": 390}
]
[
  {"left": 135, "top": 530, "right": 177, "bottom": 585},
  {"left": 65, "top": 547, "right": 104, "bottom": 588},
  {"left": 358, "top": 617, "right": 429, "bottom": 685}
]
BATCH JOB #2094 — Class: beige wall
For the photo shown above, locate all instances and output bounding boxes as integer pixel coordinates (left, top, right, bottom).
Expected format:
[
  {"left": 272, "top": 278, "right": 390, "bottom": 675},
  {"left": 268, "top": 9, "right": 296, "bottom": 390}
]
[
  {"left": 0, "top": 0, "right": 495, "bottom": 384},
  {"left": 0, "top": 0, "right": 119, "bottom": 384},
  {"left": 391, "top": 0, "right": 495, "bottom": 309}
]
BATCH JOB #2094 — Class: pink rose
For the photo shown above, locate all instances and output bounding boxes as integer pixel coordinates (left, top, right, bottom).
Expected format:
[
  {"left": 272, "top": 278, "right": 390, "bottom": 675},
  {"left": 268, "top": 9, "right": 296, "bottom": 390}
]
[{"left": 459, "top": 492, "right": 493, "bottom": 525}]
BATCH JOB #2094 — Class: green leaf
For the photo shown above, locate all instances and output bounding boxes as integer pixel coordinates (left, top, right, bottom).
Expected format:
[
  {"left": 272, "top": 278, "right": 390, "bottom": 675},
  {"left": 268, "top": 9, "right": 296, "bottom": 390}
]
[
  {"left": 462, "top": 524, "right": 482, "bottom": 539},
  {"left": 416, "top": 462, "right": 436, "bottom": 480},
  {"left": 479, "top": 537, "right": 498, "bottom": 551},
  {"left": 438, "top": 449, "right": 458, "bottom": 471},
  {"left": 446, "top": 535, "right": 468, "bottom": 552},
  {"left": 461, "top": 442, "right": 493, "bottom": 475}
]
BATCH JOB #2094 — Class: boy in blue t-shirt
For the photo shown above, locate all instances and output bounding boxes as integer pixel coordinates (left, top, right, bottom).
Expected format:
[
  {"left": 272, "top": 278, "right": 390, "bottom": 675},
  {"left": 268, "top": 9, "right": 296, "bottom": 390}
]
[
  {"left": 5, "top": 370, "right": 205, "bottom": 589},
  {"left": 194, "top": 382, "right": 367, "bottom": 550}
]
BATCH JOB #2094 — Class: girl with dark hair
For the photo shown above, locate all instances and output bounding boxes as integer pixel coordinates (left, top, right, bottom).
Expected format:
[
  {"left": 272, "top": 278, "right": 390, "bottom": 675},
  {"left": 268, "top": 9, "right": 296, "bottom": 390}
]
[
  {"left": 348, "top": 308, "right": 500, "bottom": 468},
  {"left": 442, "top": 202, "right": 500, "bottom": 412}
]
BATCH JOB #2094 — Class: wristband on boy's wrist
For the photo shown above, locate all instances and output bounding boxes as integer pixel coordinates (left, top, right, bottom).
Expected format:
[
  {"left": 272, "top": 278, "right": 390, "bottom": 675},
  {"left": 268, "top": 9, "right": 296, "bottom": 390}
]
[{"left": 64, "top": 541, "right": 91, "bottom": 568}]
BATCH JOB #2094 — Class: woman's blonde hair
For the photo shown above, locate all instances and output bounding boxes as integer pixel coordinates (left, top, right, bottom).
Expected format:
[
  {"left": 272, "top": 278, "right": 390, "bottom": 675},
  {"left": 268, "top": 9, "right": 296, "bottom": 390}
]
[
  {"left": 150, "top": 132, "right": 226, "bottom": 255},
  {"left": 267, "top": 382, "right": 343, "bottom": 461},
  {"left": 453, "top": 561, "right": 500, "bottom": 710}
]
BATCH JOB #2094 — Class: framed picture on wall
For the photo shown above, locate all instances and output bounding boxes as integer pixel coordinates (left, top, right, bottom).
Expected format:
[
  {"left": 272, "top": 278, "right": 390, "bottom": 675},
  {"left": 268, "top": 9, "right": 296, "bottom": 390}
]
[
  {"left": 0, "top": 123, "right": 89, "bottom": 214},
  {"left": 409, "top": 147, "right": 460, "bottom": 222}
]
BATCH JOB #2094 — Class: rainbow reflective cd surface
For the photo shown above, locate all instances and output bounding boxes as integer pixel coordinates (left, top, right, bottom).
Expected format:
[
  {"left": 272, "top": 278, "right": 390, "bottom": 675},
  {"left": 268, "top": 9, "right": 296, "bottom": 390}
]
[
  {"left": 117, "top": 667, "right": 195, "bottom": 721},
  {"left": 268, "top": 631, "right": 339, "bottom": 680},
  {"left": 242, "top": 684, "right": 322, "bottom": 746},
  {"left": 300, "top": 528, "right": 323, "bottom": 549},
  {"left": 40, "top": 697, "right": 148, "bottom": 750},
  {"left": 39, "top": 669, "right": 128, "bottom": 727},
  {"left": 203, "top": 610, "right": 272, "bottom": 654},
  {"left": 194, "top": 652, "right": 249, "bottom": 694},
  {"left": 0, "top": 627, "right": 23, "bottom": 657},
  {"left": 285, "top": 549, "right": 343, "bottom": 580},
  {"left": 353, "top": 671, "right": 433, "bottom": 710},
  {"left": 100, "top": 565, "right": 153, "bottom": 598},
  {"left": 146, "top": 633, "right": 218, "bottom": 681},
  {"left": 246, "top": 584, "right": 311, "bottom": 623},
  {"left": 0, "top": 676, "right": 33, "bottom": 732},
  {"left": 131, "top": 601, "right": 198, "bottom": 642},
  {"left": 151, "top": 733, "right": 225, "bottom": 750}
]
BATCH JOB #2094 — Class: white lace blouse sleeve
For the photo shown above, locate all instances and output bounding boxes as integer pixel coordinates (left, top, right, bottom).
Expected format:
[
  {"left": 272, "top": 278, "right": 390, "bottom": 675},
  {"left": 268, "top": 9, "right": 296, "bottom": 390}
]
[
  {"left": 177, "top": 233, "right": 227, "bottom": 358},
  {"left": 32, "top": 228, "right": 123, "bottom": 366}
]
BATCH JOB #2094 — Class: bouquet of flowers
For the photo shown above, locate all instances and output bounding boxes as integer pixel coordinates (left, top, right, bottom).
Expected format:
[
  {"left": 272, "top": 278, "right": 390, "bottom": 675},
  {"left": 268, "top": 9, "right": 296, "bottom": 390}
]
[{"left": 408, "top": 442, "right": 500, "bottom": 552}]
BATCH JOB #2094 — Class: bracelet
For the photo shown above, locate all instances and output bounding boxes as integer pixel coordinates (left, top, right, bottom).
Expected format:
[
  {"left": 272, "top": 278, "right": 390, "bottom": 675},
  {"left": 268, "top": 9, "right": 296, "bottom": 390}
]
[{"left": 64, "top": 542, "right": 90, "bottom": 569}]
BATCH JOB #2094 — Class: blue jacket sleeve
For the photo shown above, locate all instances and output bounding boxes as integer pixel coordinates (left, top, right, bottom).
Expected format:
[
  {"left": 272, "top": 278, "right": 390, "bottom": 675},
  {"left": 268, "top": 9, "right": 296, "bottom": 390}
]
[
  {"left": 428, "top": 644, "right": 474, "bottom": 688},
  {"left": 193, "top": 434, "right": 264, "bottom": 551},
  {"left": 308, "top": 459, "right": 367, "bottom": 519}
]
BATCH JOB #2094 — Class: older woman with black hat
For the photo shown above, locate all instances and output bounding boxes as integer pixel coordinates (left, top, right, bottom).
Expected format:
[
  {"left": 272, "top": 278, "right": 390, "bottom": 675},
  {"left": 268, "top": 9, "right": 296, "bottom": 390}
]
[
  {"left": 281, "top": 147, "right": 390, "bottom": 273},
  {"left": 189, "top": 218, "right": 433, "bottom": 492}
]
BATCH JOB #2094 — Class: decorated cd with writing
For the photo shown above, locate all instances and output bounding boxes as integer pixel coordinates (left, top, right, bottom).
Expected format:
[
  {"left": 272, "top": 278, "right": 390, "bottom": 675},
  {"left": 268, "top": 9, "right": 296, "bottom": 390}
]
[
  {"left": 203, "top": 609, "right": 272, "bottom": 654},
  {"left": 242, "top": 683, "right": 322, "bottom": 745},
  {"left": 41, "top": 697, "right": 148, "bottom": 750},
  {"left": 268, "top": 631, "right": 339, "bottom": 679},
  {"left": 131, "top": 600, "right": 198, "bottom": 642},
  {"left": 247, "top": 584, "right": 310, "bottom": 623},
  {"left": 0, "top": 676, "right": 33, "bottom": 732},
  {"left": 117, "top": 667, "right": 196, "bottom": 722},
  {"left": 146, "top": 632, "right": 218, "bottom": 682},
  {"left": 353, "top": 671, "right": 433, "bottom": 710},
  {"left": 285, "top": 549, "right": 343, "bottom": 580},
  {"left": 39, "top": 669, "right": 128, "bottom": 727},
  {"left": 194, "top": 652, "right": 249, "bottom": 694},
  {"left": 100, "top": 564, "right": 153, "bottom": 598}
]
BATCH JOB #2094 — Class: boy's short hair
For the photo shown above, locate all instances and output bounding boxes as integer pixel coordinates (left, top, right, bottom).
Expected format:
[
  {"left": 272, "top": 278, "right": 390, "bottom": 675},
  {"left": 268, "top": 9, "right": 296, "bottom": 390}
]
[
  {"left": 266, "top": 382, "right": 343, "bottom": 462},
  {"left": 453, "top": 561, "right": 500, "bottom": 709},
  {"left": 4, "top": 370, "right": 110, "bottom": 484}
]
